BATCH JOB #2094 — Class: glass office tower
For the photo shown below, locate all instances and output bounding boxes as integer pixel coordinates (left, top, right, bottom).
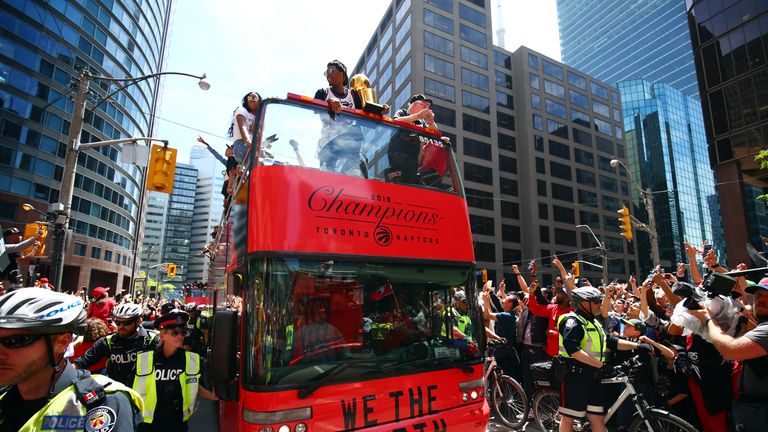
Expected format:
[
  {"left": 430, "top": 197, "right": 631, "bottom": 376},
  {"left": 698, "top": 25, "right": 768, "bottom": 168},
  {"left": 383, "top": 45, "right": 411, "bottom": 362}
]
[
  {"left": 558, "top": 0, "right": 700, "bottom": 97},
  {"left": 161, "top": 163, "right": 197, "bottom": 290},
  {"left": 618, "top": 79, "right": 720, "bottom": 269},
  {"left": 0, "top": 1, "right": 173, "bottom": 292},
  {"left": 557, "top": 0, "right": 723, "bottom": 268},
  {"left": 687, "top": 0, "right": 768, "bottom": 265}
]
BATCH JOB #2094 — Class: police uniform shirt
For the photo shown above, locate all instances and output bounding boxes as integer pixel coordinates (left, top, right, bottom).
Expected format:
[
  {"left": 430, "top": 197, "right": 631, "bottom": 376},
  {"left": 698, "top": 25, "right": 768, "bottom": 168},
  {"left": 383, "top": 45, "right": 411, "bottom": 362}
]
[
  {"left": 148, "top": 348, "right": 186, "bottom": 428},
  {"left": 559, "top": 311, "right": 619, "bottom": 358},
  {"left": 0, "top": 386, "right": 47, "bottom": 432}
]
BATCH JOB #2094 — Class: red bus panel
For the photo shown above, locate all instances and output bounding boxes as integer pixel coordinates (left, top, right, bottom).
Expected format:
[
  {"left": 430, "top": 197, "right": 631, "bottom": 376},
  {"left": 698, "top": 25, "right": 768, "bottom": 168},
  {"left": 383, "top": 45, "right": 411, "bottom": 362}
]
[{"left": 247, "top": 166, "right": 474, "bottom": 262}]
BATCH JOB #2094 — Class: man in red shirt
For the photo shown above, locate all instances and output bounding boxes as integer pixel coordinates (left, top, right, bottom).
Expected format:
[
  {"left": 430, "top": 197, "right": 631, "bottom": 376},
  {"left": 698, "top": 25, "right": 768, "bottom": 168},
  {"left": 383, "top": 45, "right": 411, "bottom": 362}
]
[{"left": 87, "top": 287, "right": 116, "bottom": 327}]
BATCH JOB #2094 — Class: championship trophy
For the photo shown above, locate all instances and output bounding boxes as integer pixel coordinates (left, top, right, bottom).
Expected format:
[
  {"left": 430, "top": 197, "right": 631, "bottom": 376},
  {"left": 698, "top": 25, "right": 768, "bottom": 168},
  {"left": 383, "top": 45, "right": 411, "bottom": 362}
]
[{"left": 349, "top": 74, "right": 387, "bottom": 115}]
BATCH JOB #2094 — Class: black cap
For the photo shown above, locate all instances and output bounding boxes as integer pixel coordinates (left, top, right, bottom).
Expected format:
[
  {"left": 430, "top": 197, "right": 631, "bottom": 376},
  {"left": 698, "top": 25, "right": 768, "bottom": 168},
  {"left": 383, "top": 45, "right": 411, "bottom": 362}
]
[
  {"left": 327, "top": 60, "right": 348, "bottom": 87},
  {"left": 155, "top": 310, "right": 189, "bottom": 330},
  {"left": 160, "top": 302, "right": 175, "bottom": 315},
  {"left": 408, "top": 94, "right": 433, "bottom": 106},
  {"left": 3, "top": 227, "right": 20, "bottom": 237}
]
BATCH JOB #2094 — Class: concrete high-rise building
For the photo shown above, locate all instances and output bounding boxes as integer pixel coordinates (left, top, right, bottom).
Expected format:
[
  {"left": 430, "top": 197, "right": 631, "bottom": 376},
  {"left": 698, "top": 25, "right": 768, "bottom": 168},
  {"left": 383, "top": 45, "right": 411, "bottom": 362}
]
[
  {"left": 557, "top": 0, "right": 723, "bottom": 268},
  {"left": 0, "top": 1, "right": 173, "bottom": 292},
  {"left": 354, "top": 0, "right": 636, "bottom": 284},
  {"left": 161, "top": 163, "right": 197, "bottom": 288},
  {"left": 187, "top": 145, "right": 225, "bottom": 283},
  {"left": 557, "top": 0, "right": 700, "bottom": 97},
  {"left": 139, "top": 191, "right": 167, "bottom": 285},
  {"left": 687, "top": 0, "right": 768, "bottom": 265},
  {"left": 618, "top": 79, "right": 720, "bottom": 270}
]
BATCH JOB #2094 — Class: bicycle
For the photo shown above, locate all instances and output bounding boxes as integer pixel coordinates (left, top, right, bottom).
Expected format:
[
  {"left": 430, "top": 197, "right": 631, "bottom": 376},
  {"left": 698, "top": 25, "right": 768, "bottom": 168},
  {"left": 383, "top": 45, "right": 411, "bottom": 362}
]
[
  {"left": 531, "top": 357, "right": 697, "bottom": 432},
  {"left": 484, "top": 339, "right": 528, "bottom": 429}
]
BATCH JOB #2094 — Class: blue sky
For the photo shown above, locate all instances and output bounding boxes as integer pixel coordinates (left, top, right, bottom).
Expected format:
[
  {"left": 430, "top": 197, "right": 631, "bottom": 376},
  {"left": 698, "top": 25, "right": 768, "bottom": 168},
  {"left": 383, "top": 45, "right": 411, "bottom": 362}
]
[{"left": 154, "top": 0, "right": 560, "bottom": 163}]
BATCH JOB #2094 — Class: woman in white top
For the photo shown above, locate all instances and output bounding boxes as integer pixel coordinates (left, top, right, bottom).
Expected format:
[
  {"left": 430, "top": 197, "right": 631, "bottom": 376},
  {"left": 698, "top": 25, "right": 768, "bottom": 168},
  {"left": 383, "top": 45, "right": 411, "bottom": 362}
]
[{"left": 229, "top": 91, "right": 261, "bottom": 164}]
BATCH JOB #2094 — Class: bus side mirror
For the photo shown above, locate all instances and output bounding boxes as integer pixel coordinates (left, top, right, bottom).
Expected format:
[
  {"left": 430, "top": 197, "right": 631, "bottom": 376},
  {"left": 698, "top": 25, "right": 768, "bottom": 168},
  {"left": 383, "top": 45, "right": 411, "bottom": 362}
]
[{"left": 210, "top": 310, "right": 239, "bottom": 401}]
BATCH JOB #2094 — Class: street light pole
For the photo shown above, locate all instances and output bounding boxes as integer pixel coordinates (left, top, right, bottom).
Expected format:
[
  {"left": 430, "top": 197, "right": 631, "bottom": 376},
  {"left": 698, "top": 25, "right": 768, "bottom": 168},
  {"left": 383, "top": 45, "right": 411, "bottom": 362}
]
[
  {"left": 610, "top": 159, "right": 660, "bottom": 267},
  {"left": 577, "top": 224, "right": 608, "bottom": 286},
  {"left": 48, "top": 69, "right": 209, "bottom": 292}
]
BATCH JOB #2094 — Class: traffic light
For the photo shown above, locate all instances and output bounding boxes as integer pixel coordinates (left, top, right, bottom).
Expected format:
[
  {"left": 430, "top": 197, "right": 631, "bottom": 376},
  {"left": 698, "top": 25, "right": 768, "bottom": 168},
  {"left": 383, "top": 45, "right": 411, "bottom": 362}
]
[
  {"left": 146, "top": 143, "right": 177, "bottom": 193},
  {"left": 617, "top": 205, "right": 633, "bottom": 242},
  {"left": 571, "top": 262, "right": 580, "bottom": 277},
  {"left": 481, "top": 269, "right": 488, "bottom": 283},
  {"left": 167, "top": 263, "right": 177, "bottom": 278}
]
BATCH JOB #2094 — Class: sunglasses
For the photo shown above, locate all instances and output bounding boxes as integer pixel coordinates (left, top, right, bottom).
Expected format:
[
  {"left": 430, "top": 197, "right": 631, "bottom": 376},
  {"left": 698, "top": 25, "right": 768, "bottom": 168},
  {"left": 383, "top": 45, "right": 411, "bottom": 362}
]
[
  {"left": 324, "top": 67, "right": 339, "bottom": 77},
  {"left": 0, "top": 334, "right": 44, "bottom": 349},
  {"left": 163, "top": 329, "right": 187, "bottom": 337},
  {"left": 114, "top": 319, "right": 136, "bottom": 327},
  {"left": 247, "top": 95, "right": 260, "bottom": 101}
]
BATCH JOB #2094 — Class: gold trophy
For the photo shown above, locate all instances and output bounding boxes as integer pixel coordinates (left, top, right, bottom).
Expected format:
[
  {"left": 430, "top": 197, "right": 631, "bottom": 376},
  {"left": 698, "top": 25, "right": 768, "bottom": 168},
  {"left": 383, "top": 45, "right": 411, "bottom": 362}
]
[{"left": 349, "top": 74, "right": 386, "bottom": 115}]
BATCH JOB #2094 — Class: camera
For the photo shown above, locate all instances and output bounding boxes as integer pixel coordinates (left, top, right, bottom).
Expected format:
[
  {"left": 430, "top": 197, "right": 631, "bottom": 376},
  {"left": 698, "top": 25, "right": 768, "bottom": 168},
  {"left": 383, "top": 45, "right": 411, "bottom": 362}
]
[{"left": 700, "top": 271, "right": 736, "bottom": 297}]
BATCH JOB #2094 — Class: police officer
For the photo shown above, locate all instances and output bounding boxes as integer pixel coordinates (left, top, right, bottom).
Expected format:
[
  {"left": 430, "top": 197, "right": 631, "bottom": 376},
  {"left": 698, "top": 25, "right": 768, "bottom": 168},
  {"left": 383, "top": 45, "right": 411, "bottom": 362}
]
[
  {"left": 557, "top": 287, "right": 652, "bottom": 432},
  {"left": 0, "top": 288, "right": 143, "bottom": 431},
  {"left": 183, "top": 303, "right": 208, "bottom": 355},
  {"left": 74, "top": 303, "right": 159, "bottom": 387},
  {"left": 133, "top": 310, "right": 217, "bottom": 432}
]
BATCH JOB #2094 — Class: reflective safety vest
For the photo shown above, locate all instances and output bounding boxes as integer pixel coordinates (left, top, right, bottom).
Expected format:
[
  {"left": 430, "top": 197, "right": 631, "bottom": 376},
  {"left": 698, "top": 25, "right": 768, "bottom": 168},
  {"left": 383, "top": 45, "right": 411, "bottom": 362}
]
[
  {"left": 370, "top": 322, "right": 394, "bottom": 340},
  {"left": 557, "top": 312, "right": 606, "bottom": 363},
  {"left": 440, "top": 307, "right": 473, "bottom": 341},
  {"left": 133, "top": 350, "right": 200, "bottom": 423},
  {"left": 285, "top": 324, "right": 294, "bottom": 352},
  {"left": 0, "top": 373, "right": 143, "bottom": 432}
]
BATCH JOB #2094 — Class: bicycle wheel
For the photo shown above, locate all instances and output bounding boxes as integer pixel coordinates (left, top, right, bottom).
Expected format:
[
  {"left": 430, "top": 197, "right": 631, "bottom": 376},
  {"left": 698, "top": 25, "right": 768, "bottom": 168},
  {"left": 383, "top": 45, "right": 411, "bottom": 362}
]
[
  {"left": 490, "top": 373, "right": 529, "bottom": 429},
  {"left": 533, "top": 389, "right": 561, "bottom": 432},
  {"left": 628, "top": 409, "right": 698, "bottom": 432}
]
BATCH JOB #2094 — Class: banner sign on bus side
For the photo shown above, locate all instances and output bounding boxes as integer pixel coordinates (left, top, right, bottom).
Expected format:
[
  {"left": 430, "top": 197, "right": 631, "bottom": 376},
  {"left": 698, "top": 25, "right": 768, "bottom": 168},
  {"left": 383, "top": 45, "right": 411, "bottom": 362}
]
[{"left": 247, "top": 166, "right": 475, "bottom": 262}]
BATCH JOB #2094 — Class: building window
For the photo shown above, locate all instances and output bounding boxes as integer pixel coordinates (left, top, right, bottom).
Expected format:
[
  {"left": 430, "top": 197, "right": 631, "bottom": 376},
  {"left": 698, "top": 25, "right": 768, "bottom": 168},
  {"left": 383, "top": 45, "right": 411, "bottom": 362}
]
[
  {"left": 424, "top": 77, "right": 455, "bottom": 102},
  {"left": 424, "top": 30, "right": 454, "bottom": 56},
  {"left": 536, "top": 157, "right": 545, "bottom": 173},
  {"left": 470, "top": 215, "right": 495, "bottom": 236},
  {"left": 466, "top": 188, "right": 493, "bottom": 210},
  {"left": 539, "top": 203, "right": 548, "bottom": 220},
  {"left": 533, "top": 114, "right": 543, "bottom": 131},
  {"left": 104, "top": 250, "right": 113, "bottom": 262},
  {"left": 531, "top": 93, "right": 541, "bottom": 110},
  {"left": 551, "top": 183, "right": 573, "bottom": 202},
  {"left": 495, "top": 71, "right": 513, "bottom": 90},
  {"left": 578, "top": 189, "right": 598, "bottom": 207},
  {"left": 501, "top": 201, "right": 519, "bottom": 219},
  {"left": 544, "top": 80, "right": 565, "bottom": 99},
  {"left": 502, "top": 224, "right": 521, "bottom": 242},
  {"left": 459, "top": 24, "right": 487, "bottom": 48},
  {"left": 579, "top": 210, "right": 600, "bottom": 227},
  {"left": 540, "top": 226, "right": 550, "bottom": 243},
  {"left": 596, "top": 137, "right": 614, "bottom": 155},
  {"left": 550, "top": 161, "right": 572, "bottom": 181},
  {"left": 573, "top": 128, "right": 592, "bottom": 147},
  {"left": 574, "top": 148, "right": 594, "bottom": 166},
  {"left": 396, "top": 13, "right": 411, "bottom": 46},
  {"left": 463, "top": 137, "right": 492, "bottom": 160},
  {"left": 576, "top": 169, "right": 596, "bottom": 187},
  {"left": 545, "top": 99, "right": 567, "bottom": 119},
  {"left": 528, "top": 52, "right": 538, "bottom": 69},
  {"left": 460, "top": 45, "right": 488, "bottom": 68},
  {"left": 497, "top": 91, "right": 514, "bottom": 109},
  {"left": 426, "top": 0, "right": 453, "bottom": 12},
  {"left": 425, "top": 53, "right": 455, "bottom": 79},
  {"left": 424, "top": 9, "right": 453, "bottom": 34},
  {"left": 591, "top": 81, "right": 609, "bottom": 100},
  {"left": 494, "top": 50, "right": 511, "bottom": 68},
  {"left": 548, "top": 139, "right": 570, "bottom": 160},
  {"left": 599, "top": 175, "right": 618, "bottom": 193},
  {"left": 461, "top": 68, "right": 489, "bottom": 91},
  {"left": 474, "top": 242, "right": 496, "bottom": 262},
  {"left": 571, "top": 109, "right": 590, "bottom": 128},
  {"left": 503, "top": 248, "right": 521, "bottom": 265},
  {"left": 464, "top": 162, "right": 492, "bottom": 184},
  {"left": 497, "top": 112, "right": 515, "bottom": 131},
  {"left": 91, "top": 246, "right": 101, "bottom": 259},
  {"left": 459, "top": 3, "right": 486, "bottom": 27},
  {"left": 500, "top": 177, "right": 518, "bottom": 196},
  {"left": 542, "top": 59, "right": 564, "bottom": 80},
  {"left": 463, "top": 114, "right": 491, "bottom": 136},
  {"left": 567, "top": 71, "right": 587, "bottom": 89},
  {"left": 530, "top": 73, "right": 540, "bottom": 89},
  {"left": 537, "top": 179, "right": 547, "bottom": 196},
  {"left": 498, "top": 133, "right": 516, "bottom": 152},
  {"left": 592, "top": 99, "right": 610, "bottom": 118},
  {"left": 594, "top": 118, "right": 612, "bottom": 136},
  {"left": 431, "top": 104, "right": 456, "bottom": 127},
  {"left": 553, "top": 205, "right": 575, "bottom": 224},
  {"left": 534, "top": 135, "right": 544, "bottom": 152},
  {"left": 547, "top": 119, "right": 569, "bottom": 139},
  {"left": 555, "top": 228, "right": 577, "bottom": 247},
  {"left": 462, "top": 90, "right": 490, "bottom": 113},
  {"left": 570, "top": 90, "right": 589, "bottom": 109},
  {"left": 499, "top": 155, "right": 517, "bottom": 173},
  {"left": 74, "top": 242, "right": 87, "bottom": 256}
]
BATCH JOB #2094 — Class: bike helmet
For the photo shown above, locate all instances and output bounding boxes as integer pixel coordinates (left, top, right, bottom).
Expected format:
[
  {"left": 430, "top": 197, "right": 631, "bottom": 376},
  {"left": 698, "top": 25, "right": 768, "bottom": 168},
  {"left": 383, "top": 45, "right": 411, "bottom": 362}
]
[
  {"left": 112, "top": 303, "right": 143, "bottom": 319},
  {"left": 570, "top": 287, "right": 604, "bottom": 307},
  {"left": 0, "top": 288, "right": 87, "bottom": 335},
  {"left": 184, "top": 302, "right": 197, "bottom": 313}
]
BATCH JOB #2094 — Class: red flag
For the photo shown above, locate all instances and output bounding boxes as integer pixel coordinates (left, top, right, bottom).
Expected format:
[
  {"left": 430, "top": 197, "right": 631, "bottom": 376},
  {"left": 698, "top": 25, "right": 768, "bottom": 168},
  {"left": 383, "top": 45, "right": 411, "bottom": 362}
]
[{"left": 370, "top": 280, "right": 394, "bottom": 301}]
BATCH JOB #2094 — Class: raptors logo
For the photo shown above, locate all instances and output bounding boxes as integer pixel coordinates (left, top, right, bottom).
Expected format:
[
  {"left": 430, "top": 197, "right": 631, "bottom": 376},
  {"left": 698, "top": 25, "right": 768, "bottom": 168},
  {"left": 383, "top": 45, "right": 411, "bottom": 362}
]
[{"left": 374, "top": 225, "right": 392, "bottom": 246}]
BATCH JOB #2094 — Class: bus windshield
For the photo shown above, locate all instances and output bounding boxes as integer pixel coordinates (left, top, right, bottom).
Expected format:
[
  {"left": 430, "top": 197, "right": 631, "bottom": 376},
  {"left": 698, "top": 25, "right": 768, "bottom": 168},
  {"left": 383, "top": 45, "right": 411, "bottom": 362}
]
[
  {"left": 242, "top": 257, "right": 482, "bottom": 389},
  {"left": 254, "top": 99, "right": 460, "bottom": 193}
]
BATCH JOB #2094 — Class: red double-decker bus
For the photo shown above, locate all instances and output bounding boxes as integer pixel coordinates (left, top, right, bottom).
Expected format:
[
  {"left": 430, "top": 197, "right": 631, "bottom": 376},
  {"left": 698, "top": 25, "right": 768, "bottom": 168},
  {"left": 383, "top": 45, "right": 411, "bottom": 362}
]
[{"left": 208, "top": 93, "right": 489, "bottom": 432}]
